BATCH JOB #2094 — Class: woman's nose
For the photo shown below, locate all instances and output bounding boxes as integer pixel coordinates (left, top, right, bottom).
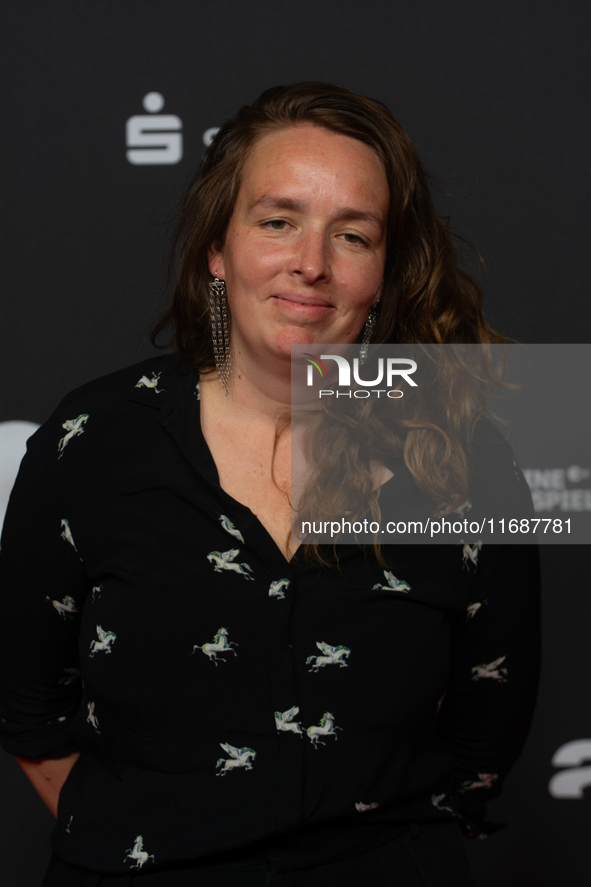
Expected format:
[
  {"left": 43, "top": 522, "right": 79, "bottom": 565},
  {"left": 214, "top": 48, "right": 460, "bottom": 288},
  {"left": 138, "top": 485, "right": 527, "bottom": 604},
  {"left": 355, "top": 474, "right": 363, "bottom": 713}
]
[{"left": 291, "top": 231, "right": 330, "bottom": 285}]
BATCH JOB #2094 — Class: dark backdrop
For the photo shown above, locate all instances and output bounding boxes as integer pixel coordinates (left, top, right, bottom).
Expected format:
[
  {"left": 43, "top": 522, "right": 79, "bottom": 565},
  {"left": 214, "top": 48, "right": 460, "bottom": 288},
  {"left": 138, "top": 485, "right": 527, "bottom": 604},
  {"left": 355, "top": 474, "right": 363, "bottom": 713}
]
[{"left": 1, "top": 2, "right": 589, "bottom": 884}]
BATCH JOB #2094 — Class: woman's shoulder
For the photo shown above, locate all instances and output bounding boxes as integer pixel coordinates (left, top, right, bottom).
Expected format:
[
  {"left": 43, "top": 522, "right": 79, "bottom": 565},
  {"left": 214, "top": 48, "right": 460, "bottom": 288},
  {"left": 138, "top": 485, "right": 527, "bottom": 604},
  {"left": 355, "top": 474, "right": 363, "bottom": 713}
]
[
  {"left": 470, "top": 414, "right": 514, "bottom": 459},
  {"left": 54, "top": 352, "right": 192, "bottom": 413},
  {"left": 27, "top": 353, "right": 195, "bottom": 460},
  {"left": 468, "top": 414, "right": 534, "bottom": 517}
]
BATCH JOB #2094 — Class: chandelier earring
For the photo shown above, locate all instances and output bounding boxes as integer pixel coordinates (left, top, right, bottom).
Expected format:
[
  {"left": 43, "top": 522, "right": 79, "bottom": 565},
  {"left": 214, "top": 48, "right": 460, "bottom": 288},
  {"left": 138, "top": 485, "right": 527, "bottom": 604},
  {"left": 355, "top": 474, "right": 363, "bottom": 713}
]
[
  {"left": 208, "top": 277, "right": 231, "bottom": 396},
  {"left": 358, "top": 303, "right": 379, "bottom": 366}
]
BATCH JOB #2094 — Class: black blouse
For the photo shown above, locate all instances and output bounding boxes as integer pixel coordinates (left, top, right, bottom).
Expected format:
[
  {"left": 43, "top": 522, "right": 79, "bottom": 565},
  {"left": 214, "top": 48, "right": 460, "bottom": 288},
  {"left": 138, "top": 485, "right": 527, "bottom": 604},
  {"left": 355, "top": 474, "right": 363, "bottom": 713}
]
[{"left": 0, "top": 354, "right": 541, "bottom": 875}]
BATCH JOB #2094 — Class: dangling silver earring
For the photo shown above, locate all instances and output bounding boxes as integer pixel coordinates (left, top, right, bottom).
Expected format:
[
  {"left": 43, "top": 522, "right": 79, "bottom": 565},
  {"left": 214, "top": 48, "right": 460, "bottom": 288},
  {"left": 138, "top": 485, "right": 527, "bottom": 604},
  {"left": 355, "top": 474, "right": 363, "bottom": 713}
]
[
  {"left": 359, "top": 303, "right": 379, "bottom": 365},
  {"left": 208, "top": 277, "right": 231, "bottom": 396}
]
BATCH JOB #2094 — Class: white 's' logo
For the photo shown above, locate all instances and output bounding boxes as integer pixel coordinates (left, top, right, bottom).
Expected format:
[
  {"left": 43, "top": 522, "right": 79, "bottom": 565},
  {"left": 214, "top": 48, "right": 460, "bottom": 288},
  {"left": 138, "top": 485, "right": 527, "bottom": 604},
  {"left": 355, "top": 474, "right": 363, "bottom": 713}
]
[
  {"left": 203, "top": 127, "right": 220, "bottom": 147},
  {"left": 126, "top": 93, "right": 182, "bottom": 165},
  {"left": 549, "top": 739, "right": 591, "bottom": 798}
]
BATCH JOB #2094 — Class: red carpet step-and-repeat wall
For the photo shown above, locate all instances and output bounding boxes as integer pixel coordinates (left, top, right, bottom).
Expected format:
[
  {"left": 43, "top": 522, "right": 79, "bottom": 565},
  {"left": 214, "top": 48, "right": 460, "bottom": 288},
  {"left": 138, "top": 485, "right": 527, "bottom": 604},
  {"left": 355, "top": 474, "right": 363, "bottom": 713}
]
[{"left": 1, "top": 2, "right": 589, "bottom": 884}]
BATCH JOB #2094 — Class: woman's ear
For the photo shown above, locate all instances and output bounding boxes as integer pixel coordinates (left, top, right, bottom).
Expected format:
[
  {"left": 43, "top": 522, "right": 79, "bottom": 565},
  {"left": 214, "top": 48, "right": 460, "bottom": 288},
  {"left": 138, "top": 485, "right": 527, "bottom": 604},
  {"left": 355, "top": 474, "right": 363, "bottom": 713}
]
[{"left": 207, "top": 242, "right": 225, "bottom": 280}]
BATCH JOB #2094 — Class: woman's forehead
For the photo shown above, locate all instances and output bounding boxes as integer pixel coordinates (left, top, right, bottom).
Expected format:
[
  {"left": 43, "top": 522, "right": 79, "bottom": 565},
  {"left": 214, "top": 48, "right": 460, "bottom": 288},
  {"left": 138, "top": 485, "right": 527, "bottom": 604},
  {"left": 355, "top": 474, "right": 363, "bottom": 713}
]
[{"left": 238, "top": 124, "right": 389, "bottom": 212}]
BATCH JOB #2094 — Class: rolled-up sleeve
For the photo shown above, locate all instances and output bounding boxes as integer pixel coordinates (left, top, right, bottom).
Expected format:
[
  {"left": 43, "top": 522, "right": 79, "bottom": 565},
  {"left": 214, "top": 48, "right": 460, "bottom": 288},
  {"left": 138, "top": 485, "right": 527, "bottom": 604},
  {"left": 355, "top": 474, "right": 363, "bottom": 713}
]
[{"left": 0, "top": 416, "right": 88, "bottom": 759}]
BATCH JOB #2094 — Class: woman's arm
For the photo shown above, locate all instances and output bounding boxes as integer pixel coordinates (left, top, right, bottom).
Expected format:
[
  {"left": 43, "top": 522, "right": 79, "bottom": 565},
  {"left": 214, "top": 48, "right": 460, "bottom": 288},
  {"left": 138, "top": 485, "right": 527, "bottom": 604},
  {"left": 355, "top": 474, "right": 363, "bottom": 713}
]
[
  {"left": 439, "top": 543, "right": 541, "bottom": 833},
  {"left": 16, "top": 752, "right": 80, "bottom": 818},
  {"left": 437, "top": 432, "right": 542, "bottom": 836},
  {"left": 0, "top": 411, "right": 88, "bottom": 784}
]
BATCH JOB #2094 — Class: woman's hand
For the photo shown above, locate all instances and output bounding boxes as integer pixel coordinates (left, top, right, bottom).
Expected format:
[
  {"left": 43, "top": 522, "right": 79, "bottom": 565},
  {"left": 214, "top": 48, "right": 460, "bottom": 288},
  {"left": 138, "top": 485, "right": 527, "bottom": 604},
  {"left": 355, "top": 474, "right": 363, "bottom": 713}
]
[{"left": 15, "top": 751, "right": 80, "bottom": 818}]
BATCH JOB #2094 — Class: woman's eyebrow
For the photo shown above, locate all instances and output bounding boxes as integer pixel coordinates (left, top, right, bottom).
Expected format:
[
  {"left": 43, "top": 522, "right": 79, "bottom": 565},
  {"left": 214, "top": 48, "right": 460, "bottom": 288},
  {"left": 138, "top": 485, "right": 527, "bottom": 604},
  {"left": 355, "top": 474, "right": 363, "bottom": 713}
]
[
  {"left": 249, "top": 195, "right": 305, "bottom": 212},
  {"left": 249, "top": 195, "right": 384, "bottom": 230},
  {"left": 333, "top": 208, "right": 384, "bottom": 231}
]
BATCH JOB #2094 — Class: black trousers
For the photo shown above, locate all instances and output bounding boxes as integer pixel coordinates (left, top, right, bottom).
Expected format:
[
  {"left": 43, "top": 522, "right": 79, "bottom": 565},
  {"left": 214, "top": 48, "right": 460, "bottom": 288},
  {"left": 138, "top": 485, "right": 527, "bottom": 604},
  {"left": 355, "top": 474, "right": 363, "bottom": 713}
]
[{"left": 42, "top": 823, "right": 476, "bottom": 887}]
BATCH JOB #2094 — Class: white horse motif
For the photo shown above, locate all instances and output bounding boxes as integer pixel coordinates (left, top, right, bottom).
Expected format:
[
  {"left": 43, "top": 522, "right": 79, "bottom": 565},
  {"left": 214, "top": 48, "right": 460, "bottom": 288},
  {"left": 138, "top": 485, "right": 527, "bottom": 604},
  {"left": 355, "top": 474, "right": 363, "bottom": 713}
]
[
  {"left": 207, "top": 549, "right": 253, "bottom": 579},
  {"left": 219, "top": 514, "right": 245, "bottom": 544},
  {"left": 431, "top": 793, "right": 455, "bottom": 815},
  {"left": 462, "top": 541, "right": 482, "bottom": 569},
  {"left": 471, "top": 655, "right": 507, "bottom": 682},
  {"left": 66, "top": 815, "right": 73, "bottom": 834},
  {"left": 460, "top": 773, "right": 498, "bottom": 792},
  {"left": 59, "top": 667, "right": 81, "bottom": 686},
  {"left": 46, "top": 594, "right": 78, "bottom": 619},
  {"left": 454, "top": 499, "right": 473, "bottom": 518},
  {"left": 135, "top": 372, "right": 164, "bottom": 394},
  {"left": 87, "top": 701, "right": 100, "bottom": 732},
  {"left": 275, "top": 706, "right": 303, "bottom": 735},
  {"left": 191, "top": 627, "right": 238, "bottom": 664},
  {"left": 216, "top": 743, "right": 256, "bottom": 775},
  {"left": 58, "top": 414, "right": 88, "bottom": 458},
  {"left": 89, "top": 625, "right": 117, "bottom": 657},
  {"left": 60, "top": 519, "right": 77, "bottom": 550},
  {"left": 466, "top": 599, "right": 488, "bottom": 619},
  {"left": 355, "top": 801, "right": 379, "bottom": 812},
  {"left": 306, "top": 641, "right": 351, "bottom": 672},
  {"left": 124, "top": 835, "right": 155, "bottom": 869},
  {"left": 372, "top": 570, "right": 411, "bottom": 592},
  {"left": 269, "top": 578, "right": 290, "bottom": 600},
  {"left": 306, "top": 712, "right": 342, "bottom": 747},
  {"left": 92, "top": 585, "right": 102, "bottom": 602}
]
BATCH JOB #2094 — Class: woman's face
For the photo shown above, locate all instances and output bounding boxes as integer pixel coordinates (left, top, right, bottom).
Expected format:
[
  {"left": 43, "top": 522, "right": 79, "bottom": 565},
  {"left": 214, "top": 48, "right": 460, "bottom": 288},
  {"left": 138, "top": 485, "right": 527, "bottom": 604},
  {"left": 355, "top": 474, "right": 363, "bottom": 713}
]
[{"left": 208, "top": 124, "right": 389, "bottom": 363}]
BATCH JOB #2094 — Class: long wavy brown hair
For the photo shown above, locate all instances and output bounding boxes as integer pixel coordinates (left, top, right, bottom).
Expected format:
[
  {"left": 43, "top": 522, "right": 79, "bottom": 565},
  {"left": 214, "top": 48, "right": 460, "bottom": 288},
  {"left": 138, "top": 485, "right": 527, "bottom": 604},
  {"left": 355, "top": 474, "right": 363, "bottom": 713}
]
[{"left": 153, "top": 82, "right": 507, "bottom": 560}]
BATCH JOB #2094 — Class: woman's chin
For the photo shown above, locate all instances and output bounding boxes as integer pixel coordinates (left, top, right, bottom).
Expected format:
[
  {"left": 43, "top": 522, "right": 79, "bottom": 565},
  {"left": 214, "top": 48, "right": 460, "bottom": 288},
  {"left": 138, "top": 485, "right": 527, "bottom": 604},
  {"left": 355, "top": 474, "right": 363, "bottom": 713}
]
[{"left": 270, "top": 326, "right": 334, "bottom": 357}]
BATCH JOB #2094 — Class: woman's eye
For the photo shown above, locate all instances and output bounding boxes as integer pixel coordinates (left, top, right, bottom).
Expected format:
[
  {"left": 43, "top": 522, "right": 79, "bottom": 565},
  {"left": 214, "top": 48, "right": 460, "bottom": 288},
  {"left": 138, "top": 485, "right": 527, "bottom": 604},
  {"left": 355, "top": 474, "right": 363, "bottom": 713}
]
[
  {"left": 266, "top": 219, "right": 288, "bottom": 230},
  {"left": 342, "top": 233, "right": 368, "bottom": 246}
]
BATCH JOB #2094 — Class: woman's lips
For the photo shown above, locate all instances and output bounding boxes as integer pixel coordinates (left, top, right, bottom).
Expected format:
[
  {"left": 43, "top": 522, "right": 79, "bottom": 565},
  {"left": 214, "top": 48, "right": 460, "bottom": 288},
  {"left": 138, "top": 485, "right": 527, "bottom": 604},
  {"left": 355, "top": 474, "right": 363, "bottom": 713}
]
[{"left": 270, "top": 293, "right": 334, "bottom": 319}]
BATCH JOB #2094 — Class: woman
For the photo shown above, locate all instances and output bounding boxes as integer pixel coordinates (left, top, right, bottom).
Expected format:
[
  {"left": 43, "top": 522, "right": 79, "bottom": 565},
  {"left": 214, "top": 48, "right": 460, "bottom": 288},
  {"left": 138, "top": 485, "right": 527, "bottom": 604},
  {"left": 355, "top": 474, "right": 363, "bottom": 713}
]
[{"left": 0, "top": 83, "right": 540, "bottom": 886}]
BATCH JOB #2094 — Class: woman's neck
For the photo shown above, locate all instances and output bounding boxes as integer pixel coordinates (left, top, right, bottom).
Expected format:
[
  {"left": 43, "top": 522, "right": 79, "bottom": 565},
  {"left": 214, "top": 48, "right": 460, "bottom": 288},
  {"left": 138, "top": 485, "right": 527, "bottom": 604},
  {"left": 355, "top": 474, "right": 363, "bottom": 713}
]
[{"left": 202, "top": 346, "right": 293, "bottom": 424}]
